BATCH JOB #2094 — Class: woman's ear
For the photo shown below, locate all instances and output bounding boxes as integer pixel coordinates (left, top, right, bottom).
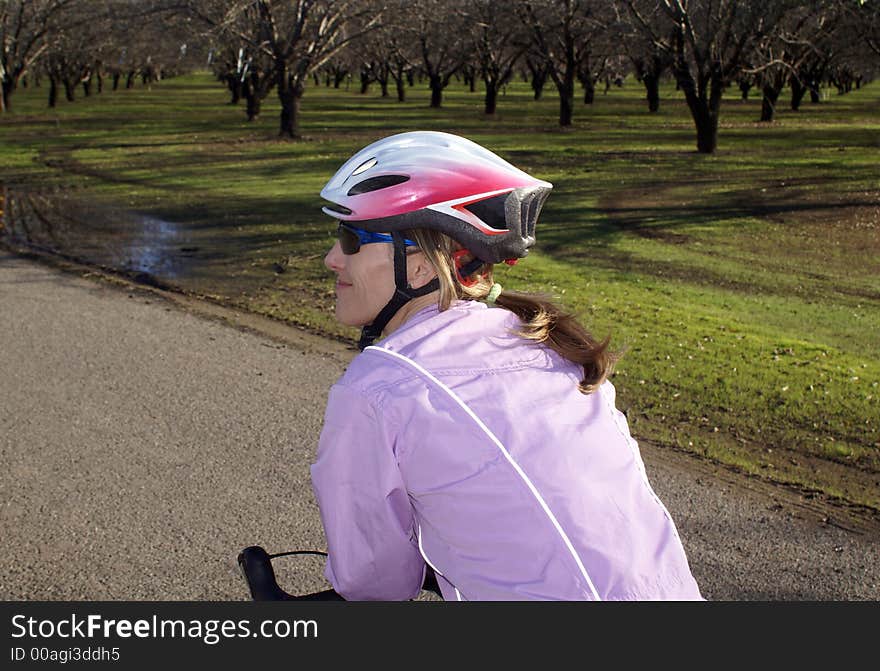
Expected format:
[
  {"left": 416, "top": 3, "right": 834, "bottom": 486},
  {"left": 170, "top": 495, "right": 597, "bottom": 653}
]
[{"left": 406, "top": 251, "right": 438, "bottom": 290}]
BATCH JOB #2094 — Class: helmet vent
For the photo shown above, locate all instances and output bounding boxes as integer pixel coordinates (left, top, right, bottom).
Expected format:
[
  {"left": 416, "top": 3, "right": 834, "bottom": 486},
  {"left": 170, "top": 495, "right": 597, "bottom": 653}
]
[
  {"left": 347, "top": 174, "right": 410, "bottom": 196},
  {"left": 324, "top": 202, "right": 353, "bottom": 215},
  {"left": 351, "top": 157, "right": 377, "bottom": 176},
  {"left": 463, "top": 193, "right": 509, "bottom": 230}
]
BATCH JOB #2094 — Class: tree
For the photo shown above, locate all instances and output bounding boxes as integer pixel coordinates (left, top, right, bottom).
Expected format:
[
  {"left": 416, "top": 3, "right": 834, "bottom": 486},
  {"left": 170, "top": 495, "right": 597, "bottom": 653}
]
[
  {"left": 357, "top": 14, "right": 415, "bottom": 102},
  {"left": 408, "top": 0, "right": 471, "bottom": 108},
  {"left": 854, "top": 0, "right": 880, "bottom": 57},
  {"left": 613, "top": 6, "right": 672, "bottom": 112},
  {"left": 188, "top": 0, "right": 382, "bottom": 137},
  {"left": 518, "top": 0, "right": 608, "bottom": 127},
  {"left": 464, "top": 0, "right": 527, "bottom": 115},
  {"left": 749, "top": 1, "right": 847, "bottom": 122},
  {"left": 0, "top": 0, "right": 74, "bottom": 112},
  {"left": 523, "top": 54, "right": 549, "bottom": 100},
  {"left": 618, "top": 0, "right": 793, "bottom": 153}
]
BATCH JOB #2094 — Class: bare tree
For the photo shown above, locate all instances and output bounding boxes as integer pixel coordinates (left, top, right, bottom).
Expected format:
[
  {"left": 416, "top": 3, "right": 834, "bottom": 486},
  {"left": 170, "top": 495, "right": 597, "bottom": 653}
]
[
  {"left": 518, "top": 0, "right": 608, "bottom": 127},
  {"left": 750, "top": 1, "right": 846, "bottom": 123},
  {"left": 188, "top": 0, "right": 382, "bottom": 137},
  {"left": 613, "top": 7, "right": 672, "bottom": 112},
  {"left": 854, "top": 0, "right": 880, "bottom": 57},
  {"left": 0, "top": 0, "right": 75, "bottom": 112},
  {"left": 358, "top": 15, "right": 415, "bottom": 102},
  {"left": 464, "top": 0, "right": 527, "bottom": 115},
  {"left": 407, "top": 0, "right": 470, "bottom": 108},
  {"left": 523, "top": 53, "right": 549, "bottom": 99},
  {"left": 618, "top": 0, "right": 792, "bottom": 153}
]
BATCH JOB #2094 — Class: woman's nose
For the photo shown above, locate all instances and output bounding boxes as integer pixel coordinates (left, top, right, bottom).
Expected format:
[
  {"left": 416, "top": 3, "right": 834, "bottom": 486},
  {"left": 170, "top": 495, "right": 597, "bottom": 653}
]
[{"left": 324, "top": 240, "right": 344, "bottom": 272}]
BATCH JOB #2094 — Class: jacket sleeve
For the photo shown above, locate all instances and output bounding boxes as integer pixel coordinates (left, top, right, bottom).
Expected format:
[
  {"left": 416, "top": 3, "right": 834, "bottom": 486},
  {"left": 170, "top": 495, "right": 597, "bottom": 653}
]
[{"left": 310, "top": 382, "right": 425, "bottom": 601}]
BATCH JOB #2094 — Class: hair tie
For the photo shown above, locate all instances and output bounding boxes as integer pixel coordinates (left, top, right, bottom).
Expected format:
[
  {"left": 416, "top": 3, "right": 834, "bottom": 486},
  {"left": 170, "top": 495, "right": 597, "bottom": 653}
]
[{"left": 485, "top": 282, "right": 503, "bottom": 305}]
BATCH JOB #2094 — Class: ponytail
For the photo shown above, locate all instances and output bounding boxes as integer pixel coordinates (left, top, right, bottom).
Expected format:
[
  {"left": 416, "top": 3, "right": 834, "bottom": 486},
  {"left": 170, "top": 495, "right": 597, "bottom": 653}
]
[{"left": 405, "top": 228, "right": 619, "bottom": 394}]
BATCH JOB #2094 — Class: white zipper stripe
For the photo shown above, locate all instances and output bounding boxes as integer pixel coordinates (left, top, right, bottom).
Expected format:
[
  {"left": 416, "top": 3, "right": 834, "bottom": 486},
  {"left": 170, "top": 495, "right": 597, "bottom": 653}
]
[
  {"left": 366, "top": 345, "right": 601, "bottom": 601},
  {"left": 418, "top": 524, "right": 465, "bottom": 601},
  {"left": 417, "top": 524, "right": 444, "bottom": 577},
  {"left": 599, "top": 384, "right": 687, "bottom": 547}
]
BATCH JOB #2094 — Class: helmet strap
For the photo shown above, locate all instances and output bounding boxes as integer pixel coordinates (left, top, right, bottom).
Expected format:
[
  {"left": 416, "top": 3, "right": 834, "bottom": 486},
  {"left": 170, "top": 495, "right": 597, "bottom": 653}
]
[
  {"left": 357, "top": 232, "right": 440, "bottom": 350},
  {"left": 452, "top": 249, "right": 485, "bottom": 287}
]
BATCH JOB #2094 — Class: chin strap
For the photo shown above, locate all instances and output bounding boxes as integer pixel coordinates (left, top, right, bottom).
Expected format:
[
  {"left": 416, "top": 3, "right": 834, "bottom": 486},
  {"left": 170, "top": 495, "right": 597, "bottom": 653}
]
[{"left": 358, "top": 232, "right": 440, "bottom": 350}]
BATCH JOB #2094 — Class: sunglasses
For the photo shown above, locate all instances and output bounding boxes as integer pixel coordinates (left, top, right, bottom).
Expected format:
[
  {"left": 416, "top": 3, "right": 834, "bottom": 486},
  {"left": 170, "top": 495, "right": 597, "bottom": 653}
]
[{"left": 336, "top": 222, "right": 417, "bottom": 255}]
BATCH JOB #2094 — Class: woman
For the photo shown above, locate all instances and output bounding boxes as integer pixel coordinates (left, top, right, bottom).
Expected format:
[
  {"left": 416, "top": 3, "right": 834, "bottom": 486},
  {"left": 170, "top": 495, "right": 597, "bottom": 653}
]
[{"left": 310, "top": 131, "right": 702, "bottom": 601}]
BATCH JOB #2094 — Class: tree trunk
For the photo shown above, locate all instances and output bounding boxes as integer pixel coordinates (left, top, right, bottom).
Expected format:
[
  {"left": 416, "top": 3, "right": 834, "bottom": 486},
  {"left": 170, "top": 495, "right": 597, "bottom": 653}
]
[
  {"left": 379, "top": 76, "right": 389, "bottom": 97},
  {"left": 227, "top": 75, "right": 242, "bottom": 104},
  {"left": 406, "top": 71, "right": 415, "bottom": 87},
  {"left": 484, "top": 80, "right": 498, "bottom": 115},
  {"left": 559, "top": 90, "right": 573, "bottom": 126},
  {"left": 359, "top": 70, "right": 370, "bottom": 94},
  {"left": 809, "top": 86, "right": 820, "bottom": 103},
  {"left": 644, "top": 73, "right": 660, "bottom": 112},
  {"left": 694, "top": 108, "right": 717, "bottom": 153},
  {"left": 429, "top": 74, "right": 443, "bottom": 108},
  {"left": 391, "top": 65, "right": 406, "bottom": 103},
  {"left": 126, "top": 71, "right": 135, "bottom": 89},
  {"left": 63, "top": 79, "right": 76, "bottom": 102},
  {"left": 790, "top": 77, "right": 806, "bottom": 111},
  {"left": 531, "top": 68, "right": 546, "bottom": 100},
  {"left": 96, "top": 72, "right": 103, "bottom": 93},
  {"left": 112, "top": 73, "right": 120, "bottom": 90},
  {"left": 278, "top": 85, "right": 299, "bottom": 137},
  {"left": 582, "top": 77, "right": 595, "bottom": 105},
  {"left": 277, "top": 62, "right": 303, "bottom": 138},
  {"left": 674, "top": 62, "right": 721, "bottom": 153},
  {"left": 739, "top": 80, "right": 751, "bottom": 100},
  {"left": 1, "top": 78, "right": 11, "bottom": 112},
  {"left": 558, "top": 71, "right": 575, "bottom": 126},
  {"left": 760, "top": 84, "right": 780, "bottom": 122},
  {"left": 82, "top": 77, "right": 92, "bottom": 97},
  {"left": 48, "top": 77, "right": 58, "bottom": 107},
  {"left": 246, "top": 92, "right": 260, "bottom": 121}
]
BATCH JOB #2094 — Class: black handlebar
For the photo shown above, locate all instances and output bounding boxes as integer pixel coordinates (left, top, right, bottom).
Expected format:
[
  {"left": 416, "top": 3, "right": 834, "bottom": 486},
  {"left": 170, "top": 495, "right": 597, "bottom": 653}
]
[
  {"left": 238, "top": 545, "right": 443, "bottom": 601},
  {"left": 237, "top": 546, "right": 344, "bottom": 601}
]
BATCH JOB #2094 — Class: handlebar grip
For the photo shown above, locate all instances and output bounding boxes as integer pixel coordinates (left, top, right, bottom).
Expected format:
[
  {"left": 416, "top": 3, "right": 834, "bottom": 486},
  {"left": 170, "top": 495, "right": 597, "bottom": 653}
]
[{"left": 237, "top": 545, "right": 296, "bottom": 601}]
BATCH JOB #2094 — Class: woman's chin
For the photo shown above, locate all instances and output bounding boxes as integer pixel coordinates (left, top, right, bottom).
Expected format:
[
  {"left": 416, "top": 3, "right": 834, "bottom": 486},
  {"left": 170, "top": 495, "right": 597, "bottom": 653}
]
[{"left": 335, "top": 308, "right": 371, "bottom": 328}]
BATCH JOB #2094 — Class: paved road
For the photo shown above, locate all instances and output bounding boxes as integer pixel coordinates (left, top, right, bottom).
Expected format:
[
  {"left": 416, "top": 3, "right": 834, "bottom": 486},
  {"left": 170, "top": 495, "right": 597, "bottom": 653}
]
[{"left": 1, "top": 250, "right": 878, "bottom": 600}]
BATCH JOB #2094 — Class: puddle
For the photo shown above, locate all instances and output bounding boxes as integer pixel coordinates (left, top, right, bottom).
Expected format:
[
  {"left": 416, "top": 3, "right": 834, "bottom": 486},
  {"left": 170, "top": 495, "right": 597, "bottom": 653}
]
[
  {"left": 0, "top": 185, "right": 288, "bottom": 298},
  {"left": 2, "top": 187, "right": 192, "bottom": 280}
]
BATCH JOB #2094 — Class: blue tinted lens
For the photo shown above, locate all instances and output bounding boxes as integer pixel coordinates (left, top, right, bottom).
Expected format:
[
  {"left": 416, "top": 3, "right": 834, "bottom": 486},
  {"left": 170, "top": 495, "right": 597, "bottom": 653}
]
[{"left": 338, "top": 224, "right": 417, "bottom": 255}]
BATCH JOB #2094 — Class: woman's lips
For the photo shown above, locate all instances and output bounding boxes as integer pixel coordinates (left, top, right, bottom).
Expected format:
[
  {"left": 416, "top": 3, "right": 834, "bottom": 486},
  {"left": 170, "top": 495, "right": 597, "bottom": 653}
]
[{"left": 336, "top": 280, "right": 352, "bottom": 290}]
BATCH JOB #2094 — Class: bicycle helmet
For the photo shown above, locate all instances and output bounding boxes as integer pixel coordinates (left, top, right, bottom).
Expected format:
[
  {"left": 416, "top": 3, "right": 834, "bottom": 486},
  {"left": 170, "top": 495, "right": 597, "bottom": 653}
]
[
  {"left": 320, "top": 131, "right": 553, "bottom": 348},
  {"left": 321, "top": 131, "right": 552, "bottom": 263}
]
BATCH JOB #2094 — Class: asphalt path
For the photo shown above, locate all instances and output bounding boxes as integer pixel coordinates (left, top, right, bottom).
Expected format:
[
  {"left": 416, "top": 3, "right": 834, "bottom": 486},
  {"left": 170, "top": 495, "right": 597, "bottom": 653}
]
[{"left": 1, "top": 250, "right": 878, "bottom": 601}]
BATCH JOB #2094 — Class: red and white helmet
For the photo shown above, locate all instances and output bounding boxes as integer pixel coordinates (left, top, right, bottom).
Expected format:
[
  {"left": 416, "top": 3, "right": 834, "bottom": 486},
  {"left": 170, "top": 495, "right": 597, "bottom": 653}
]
[{"left": 320, "top": 131, "right": 553, "bottom": 264}]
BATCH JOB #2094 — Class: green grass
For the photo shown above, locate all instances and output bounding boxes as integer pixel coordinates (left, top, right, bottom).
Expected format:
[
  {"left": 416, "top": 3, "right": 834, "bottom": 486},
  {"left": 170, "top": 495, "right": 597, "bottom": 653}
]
[{"left": 2, "top": 71, "right": 879, "bottom": 509}]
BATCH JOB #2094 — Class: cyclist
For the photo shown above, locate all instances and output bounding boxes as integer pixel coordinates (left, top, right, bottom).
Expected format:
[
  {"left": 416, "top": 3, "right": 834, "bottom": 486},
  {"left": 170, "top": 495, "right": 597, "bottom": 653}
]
[{"left": 310, "top": 131, "right": 702, "bottom": 600}]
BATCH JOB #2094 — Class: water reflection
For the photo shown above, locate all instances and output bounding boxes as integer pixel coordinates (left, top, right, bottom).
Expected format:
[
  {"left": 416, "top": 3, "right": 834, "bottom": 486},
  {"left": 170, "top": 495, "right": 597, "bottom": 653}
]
[
  {"left": 0, "top": 185, "right": 306, "bottom": 304},
  {"left": 125, "top": 215, "right": 184, "bottom": 278},
  {"left": 1, "top": 187, "right": 191, "bottom": 282}
]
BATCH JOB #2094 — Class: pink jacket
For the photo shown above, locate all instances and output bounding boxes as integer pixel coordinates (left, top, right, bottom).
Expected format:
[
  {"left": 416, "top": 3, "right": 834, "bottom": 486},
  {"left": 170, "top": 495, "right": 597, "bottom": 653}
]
[{"left": 311, "top": 300, "right": 702, "bottom": 600}]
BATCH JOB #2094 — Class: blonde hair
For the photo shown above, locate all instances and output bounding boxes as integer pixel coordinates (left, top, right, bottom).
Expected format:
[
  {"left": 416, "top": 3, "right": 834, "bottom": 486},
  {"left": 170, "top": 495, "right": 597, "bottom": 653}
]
[{"left": 405, "top": 228, "right": 619, "bottom": 394}]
